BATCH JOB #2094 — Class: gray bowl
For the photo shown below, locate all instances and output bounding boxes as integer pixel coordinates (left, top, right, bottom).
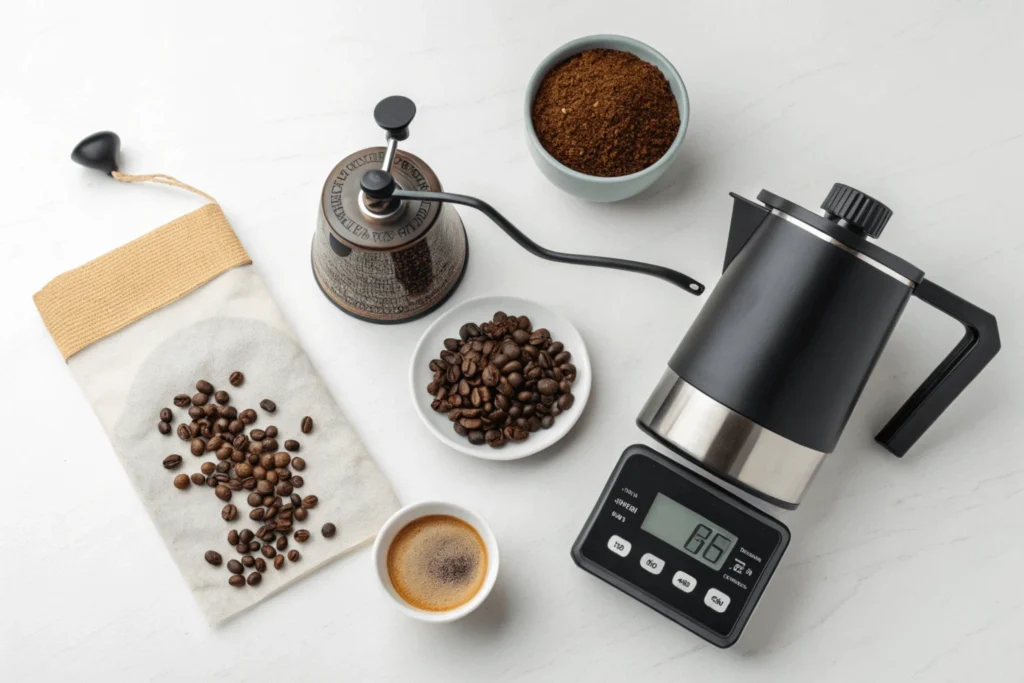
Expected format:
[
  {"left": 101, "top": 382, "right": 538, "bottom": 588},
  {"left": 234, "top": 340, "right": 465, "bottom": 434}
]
[{"left": 524, "top": 35, "right": 690, "bottom": 203}]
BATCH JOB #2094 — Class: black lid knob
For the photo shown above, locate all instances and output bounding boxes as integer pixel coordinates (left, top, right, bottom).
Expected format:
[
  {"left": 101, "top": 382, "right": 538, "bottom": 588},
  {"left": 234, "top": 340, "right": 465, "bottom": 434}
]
[
  {"left": 71, "top": 131, "right": 121, "bottom": 175},
  {"left": 373, "top": 96, "right": 416, "bottom": 141},
  {"left": 821, "top": 183, "right": 892, "bottom": 238},
  {"left": 361, "top": 169, "right": 396, "bottom": 199}
]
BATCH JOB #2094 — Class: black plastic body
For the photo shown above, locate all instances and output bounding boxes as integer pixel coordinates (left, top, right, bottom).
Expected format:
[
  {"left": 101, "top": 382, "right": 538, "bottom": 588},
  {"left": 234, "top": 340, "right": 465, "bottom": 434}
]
[
  {"left": 673, "top": 207, "right": 913, "bottom": 452},
  {"left": 571, "top": 444, "right": 790, "bottom": 648},
  {"left": 390, "top": 188, "right": 705, "bottom": 295}
]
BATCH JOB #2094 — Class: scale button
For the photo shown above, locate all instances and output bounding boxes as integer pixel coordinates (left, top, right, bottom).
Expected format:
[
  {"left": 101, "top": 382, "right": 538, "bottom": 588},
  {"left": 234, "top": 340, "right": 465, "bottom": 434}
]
[
  {"left": 704, "top": 588, "right": 731, "bottom": 613},
  {"left": 672, "top": 570, "right": 697, "bottom": 593},
  {"left": 640, "top": 553, "right": 665, "bottom": 575},
  {"left": 607, "top": 535, "right": 632, "bottom": 557}
]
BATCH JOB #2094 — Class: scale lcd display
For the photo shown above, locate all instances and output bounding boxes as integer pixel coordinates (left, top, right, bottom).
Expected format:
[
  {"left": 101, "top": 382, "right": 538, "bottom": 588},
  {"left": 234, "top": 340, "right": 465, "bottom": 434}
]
[{"left": 640, "top": 493, "right": 737, "bottom": 571}]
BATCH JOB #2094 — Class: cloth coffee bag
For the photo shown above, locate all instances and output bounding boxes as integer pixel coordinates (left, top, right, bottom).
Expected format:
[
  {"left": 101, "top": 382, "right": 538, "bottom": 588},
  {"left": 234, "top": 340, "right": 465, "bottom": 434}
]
[{"left": 34, "top": 187, "right": 399, "bottom": 624}]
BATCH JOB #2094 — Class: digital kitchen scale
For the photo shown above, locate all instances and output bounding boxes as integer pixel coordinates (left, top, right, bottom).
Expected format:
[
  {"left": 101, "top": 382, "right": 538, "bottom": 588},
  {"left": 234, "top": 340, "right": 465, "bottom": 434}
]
[{"left": 571, "top": 444, "right": 790, "bottom": 648}]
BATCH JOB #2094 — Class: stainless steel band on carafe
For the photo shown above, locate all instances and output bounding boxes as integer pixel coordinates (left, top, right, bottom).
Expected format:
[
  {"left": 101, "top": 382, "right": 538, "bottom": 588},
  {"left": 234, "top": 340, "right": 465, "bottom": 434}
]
[{"left": 639, "top": 185, "right": 1000, "bottom": 508}]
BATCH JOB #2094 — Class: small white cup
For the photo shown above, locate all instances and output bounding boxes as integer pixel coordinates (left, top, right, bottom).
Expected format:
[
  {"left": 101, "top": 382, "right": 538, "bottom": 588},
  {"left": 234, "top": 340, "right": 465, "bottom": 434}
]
[{"left": 372, "top": 501, "right": 499, "bottom": 623}]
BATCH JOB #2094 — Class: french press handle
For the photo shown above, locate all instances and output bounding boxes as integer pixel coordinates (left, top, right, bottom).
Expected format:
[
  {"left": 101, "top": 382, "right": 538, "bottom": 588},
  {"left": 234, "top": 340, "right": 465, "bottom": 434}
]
[{"left": 876, "top": 279, "right": 1000, "bottom": 456}]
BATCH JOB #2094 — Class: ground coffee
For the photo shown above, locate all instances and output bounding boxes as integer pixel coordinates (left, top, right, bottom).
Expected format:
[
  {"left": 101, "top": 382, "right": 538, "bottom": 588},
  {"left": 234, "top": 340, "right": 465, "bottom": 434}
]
[{"left": 531, "top": 48, "right": 680, "bottom": 177}]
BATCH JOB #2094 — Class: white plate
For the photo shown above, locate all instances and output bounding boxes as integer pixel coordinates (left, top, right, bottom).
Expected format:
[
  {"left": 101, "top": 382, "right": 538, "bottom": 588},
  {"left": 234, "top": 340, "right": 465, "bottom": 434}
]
[{"left": 410, "top": 296, "right": 592, "bottom": 460}]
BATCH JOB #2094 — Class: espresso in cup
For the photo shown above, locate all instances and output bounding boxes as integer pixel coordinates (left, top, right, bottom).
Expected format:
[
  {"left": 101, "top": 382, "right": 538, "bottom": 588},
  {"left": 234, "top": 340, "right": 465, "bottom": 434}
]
[{"left": 387, "top": 514, "right": 487, "bottom": 612}]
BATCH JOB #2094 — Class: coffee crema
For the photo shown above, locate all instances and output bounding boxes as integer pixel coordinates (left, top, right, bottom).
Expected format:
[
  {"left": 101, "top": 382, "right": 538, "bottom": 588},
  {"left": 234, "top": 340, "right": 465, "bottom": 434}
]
[{"left": 386, "top": 515, "right": 487, "bottom": 612}]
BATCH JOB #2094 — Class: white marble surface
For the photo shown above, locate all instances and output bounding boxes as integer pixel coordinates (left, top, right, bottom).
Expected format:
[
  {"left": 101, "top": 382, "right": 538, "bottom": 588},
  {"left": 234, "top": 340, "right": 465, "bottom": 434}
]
[{"left": 2, "top": 1, "right": 1022, "bottom": 680}]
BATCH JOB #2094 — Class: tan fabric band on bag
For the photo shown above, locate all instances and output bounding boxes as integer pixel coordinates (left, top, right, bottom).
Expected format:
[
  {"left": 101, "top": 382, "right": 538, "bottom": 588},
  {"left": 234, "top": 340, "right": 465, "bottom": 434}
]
[{"left": 34, "top": 203, "right": 252, "bottom": 360}]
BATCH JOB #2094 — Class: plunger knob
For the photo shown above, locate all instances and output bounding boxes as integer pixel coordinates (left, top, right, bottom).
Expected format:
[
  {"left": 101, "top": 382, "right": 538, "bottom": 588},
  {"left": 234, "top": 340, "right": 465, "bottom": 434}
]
[
  {"left": 373, "top": 96, "right": 416, "bottom": 141},
  {"left": 71, "top": 131, "right": 121, "bottom": 175}
]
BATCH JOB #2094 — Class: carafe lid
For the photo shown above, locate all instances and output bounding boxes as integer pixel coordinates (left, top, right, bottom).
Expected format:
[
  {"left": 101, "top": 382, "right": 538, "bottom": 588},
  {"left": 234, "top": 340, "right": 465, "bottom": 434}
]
[
  {"left": 758, "top": 185, "right": 925, "bottom": 284},
  {"left": 319, "top": 146, "right": 442, "bottom": 251}
]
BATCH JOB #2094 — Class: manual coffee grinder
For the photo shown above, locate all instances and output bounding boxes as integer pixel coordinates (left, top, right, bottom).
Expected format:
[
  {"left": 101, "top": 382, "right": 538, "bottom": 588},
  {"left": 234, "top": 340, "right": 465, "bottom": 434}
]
[{"left": 312, "top": 96, "right": 705, "bottom": 322}]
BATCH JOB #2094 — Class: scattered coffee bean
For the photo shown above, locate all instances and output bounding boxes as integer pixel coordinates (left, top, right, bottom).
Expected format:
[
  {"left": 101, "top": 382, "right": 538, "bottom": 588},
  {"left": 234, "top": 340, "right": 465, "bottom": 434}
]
[
  {"left": 239, "top": 529, "right": 254, "bottom": 544},
  {"left": 284, "top": 439, "right": 300, "bottom": 452},
  {"left": 229, "top": 371, "right": 244, "bottom": 387},
  {"left": 265, "top": 425, "right": 278, "bottom": 438},
  {"left": 227, "top": 559, "right": 243, "bottom": 574},
  {"left": 241, "top": 555, "right": 255, "bottom": 568},
  {"left": 321, "top": 522, "right": 336, "bottom": 538},
  {"left": 276, "top": 536, "right": 288, "bottom": 551},
  {"left": 176, "top": 424, "right": 191, "bottom": 441},
  {"left": 287, "top": 550, "right": 301, "bottom": 562},
  {"left": 294, "top": 507, "right": 308, "bottom": 522},
  {"left": 162, "top": 454, "right": 183, "bottom": 470},
  {"left": 291, "top": 457, "right": 305, "bottom": 471},
  {"left": 274, "top": 555, "right": 285, "bottom": 570},
  {"left": 301, "top": 495, "right": 318, "bottom": 509},
  {"left": 222, "top": 504, "right": 238, "bottom": 521},
  {"left": 250, "top": 508, "right": 265, "bottom": 521},
  {"left": 174, "top": 394, "right": 191, "bottom": 407},
  {"left": 235, "top": 542, "right": 248, "bottom": 554},
  {"left": 158, "top": 421, "right": 171, "bottom": 435},
  {"left": 259, "top": 399, "right": 276, "bottom": 413},
  {"left": 214, "top": 390, "right": 230, "bottom": 405},
  {"left": 190, "top": 438, "right": 205, "bottom": 456},
  {"left": 173, "top": 474, "right": 191, "bottom": 490},
  {"left": 255, "top": 557, "right": 266, "bottom": 572},
  {"left": 215, "top": 485, "right": 232, "bottom": 502},
  {"left": 294, "top": 529, "right": 310, "bottom": 543},
  {"left": 262, "top": 438, "right": 279, "bottom": 452},
  {"left": 192, "top": 392, "right": 209, "bottom": 407},
  {"left": 191, "top": 473, "right": 205, "bottom": 486},
  {"left": 291, "top": 475, "right": 304, "bottom": 488},
  {"left": 239, "top": 409, "right": 257, "bottom": 425},
  {"left": 229, "top": 574, "right": 245, "bottom": 588},
  {"left": 250, "top": 428, "right": 266, "bottom": 441},
  {"left": 203, "top": 550, "right": 222, "bottom": 566},
  {"left": 248, "top": 540, "right": 260, "bottom": 552},
  {"left": 228, "top": 529, "right": 240, "bottom": 545},
  {"left": 261, "top": 544, "right": 276, "bottom": 558},
  {"left": 159, "top": 407, "right": 173, "bottom": 423},
  {"left": 301, "top": 416, "right": 314, "bottom": 434},
  {"left": 195, "top": 379, "right": 213, "bottom": 394}
]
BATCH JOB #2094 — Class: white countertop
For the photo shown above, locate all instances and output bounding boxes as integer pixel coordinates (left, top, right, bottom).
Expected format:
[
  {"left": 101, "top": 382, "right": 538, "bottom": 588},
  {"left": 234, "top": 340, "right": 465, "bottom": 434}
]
[{"left": 3, "top": 1, "right": 1022, "bottom": 680}]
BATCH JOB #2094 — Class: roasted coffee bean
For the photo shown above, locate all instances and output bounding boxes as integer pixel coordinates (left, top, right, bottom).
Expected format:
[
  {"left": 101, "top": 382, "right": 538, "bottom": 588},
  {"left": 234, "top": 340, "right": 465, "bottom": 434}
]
[
  {"left": 218, "top": 405, "right": 235, "bottom": 420},
  {"left": 507, "top": 372, "right": 524, "bottom": 389},
  {"left": 288, "top": 457, "right": 305, "bottom": 473},
  {"left": 229, "top": 420, "right": 244, "bottom": 435},
  {"left": 261, "top": 544, "right": 276, "bottom": 558},
  {"left": 294, "top": 507, "right": 308, "bottom": 521},
  {"left": 158, "top": 407, "right": 173, "bottom": 423},
  {"left": 300, "top": 416, "right": 314, "bottom": 434},
  {"left": 276, "top": 536, "right": 288, "bottom": 551},
  {"left": 321, "top": 523, "right": 336, "bottom": 538},
  {"left": 249, "top": 540, "right": 260, "bottom": 552},
  {"left": 226, "top": 370, "right": 243, "bottom": 386},
  {"left": 176, "top": 424, "right": 191, "bottom": 441},
  {"left": 193, "top": 379, "right": 212, "bottom": 395},
  {"left": 253, "top": 557, "right": 266, "bottom": 572},
  {"left": 233, "top": 461, "right": 252, "bottom": 478},
  {"left": 214, "top": 485, "right": 232, "bottom": 502},
  {"left": 275, "top": 518, "right": 293, "bottom": 532},
  {"left": 541, "top": 415, "right": 554, "bottom": 429},
  {"left": 262, "top": 438, "right": 279, "bottom": 452},
  {"left": 256, "top": 480, "right": 273, "bottom": 495},
  {"left": 246, "top": 491, "right": 263, "bottom": 507},
  {"left": 248, "top": 440, "right": 264, "bottom": 456},
  {"left": 264, "top": 505, "right": 279, "bottom": 520},
  {"left": 265, "top": 470, "right": 278, "bottom": 485},
  {"left": 235, "top": 542, "right": 248, "bottom": 554},
  {"left": 537, "top": 378, "right": 559, "bottom": 395},
  {"left": 157, "top": 421, "right": 171, "bottom": 435},
  {"left": 241, "top": 554, "right": 255, "bottom": 568},
  {"left": 173, "top": 474, "right": 190, "bottom": 490},
  {"left": 453, "top": 422, "right": 468, "bottom": 436},
  {"left": 273, "top": 555, "right": 285, "bottom": 570},
  {"left": 466, "top": 430, "right": 485, "bottom": 445},
  {"left": 225, "top": 530, "right": 239, "bottom": 546},
  {"left": 559, "top": 379, "right": 573, "bottom": 394},
  {"left": 238, "top": 529, "right": 254, "bottom": 544},
  {"left": 205, "top": 435, "right": 224, "bottom": 451},
  {"left": 239, "top": 409, "right": 257, "bottom": 425},
  {"left": 228, "top": 574, "right": 246, "bottom": 588},
  {"left": 252, "top": 466, "right": 267, "bottom": 480},
  {"left": 192, "top": 392, "right": 209, "bottom": 407},
  {"left": 287, "top": 550, "right": 301, "bottom": 562},
  {"left": 249, "top": 428, "right": 266, "bottom": 441},
  {"left": 215, "top": 461, "right": 230, "bottom": 475},
  {"left": 294, "top": 529, "right": 310, "bottom": 543},
  {"left": 203, "top": 404, "right": 220, "bottom": 418},
  {"left": 528, "top": 415, "right": 542, "bottom": 432},
  {"left": 227, "top": 559, "right": 243, "bottom": 574},
  {"left": 162, "top": 454, "right": 183, "bottom": 470},
  {"left": 246, "top": 571, "right": 262, "bottom": 586},
  {"left": 231, "top": 434, "right": 248, "bottom": 451},
  {"left": 190, "top": 473, "right": 205, "bottom": 486},
  {"left": 184, "top": 438, "right": 200, "bottom": 457},
  {"left": 220, "top": 503, "right": 237, "bottom": 521},
  {"left": 173, "top": 393, "right": 191, "bottom": 408},
  {"left": 259, "top": 399, "right": 276, "bottom": 413},
  {"left": 242, "top": 477, "right": 256, "bottom": 490},
  {"left": 558, "top": 393, "right": 575, "bottom": 411},
  {"left": 274, "top": 482, "right": 292, "bottom": 497},
  {"left": 227, "top": 479, "right": 243, "bottom": 492},
  {"left": 213, "top": 390, "right": 229, "bottom": 405}
]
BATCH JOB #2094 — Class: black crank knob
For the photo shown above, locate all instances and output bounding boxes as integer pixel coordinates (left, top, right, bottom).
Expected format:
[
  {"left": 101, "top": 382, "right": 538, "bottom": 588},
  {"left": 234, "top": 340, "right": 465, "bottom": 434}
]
[
  {"left": 373, "top": 96, "right": 416, "bottom": 141},
  {"left": 71, "top": 131, "right": 121, "bottom": 175},
  {"left": 360, "top": 169, "right": 397, "bottom": 199}
]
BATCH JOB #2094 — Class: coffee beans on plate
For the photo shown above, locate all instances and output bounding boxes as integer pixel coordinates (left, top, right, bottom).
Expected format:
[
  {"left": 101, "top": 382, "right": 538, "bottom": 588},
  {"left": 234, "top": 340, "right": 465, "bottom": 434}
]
[
  {"left": 425, "top": 311, "right": 578, "bottom": 448},
  {"left": 154, "top": 371, "right": 328, "bottom": 589}
]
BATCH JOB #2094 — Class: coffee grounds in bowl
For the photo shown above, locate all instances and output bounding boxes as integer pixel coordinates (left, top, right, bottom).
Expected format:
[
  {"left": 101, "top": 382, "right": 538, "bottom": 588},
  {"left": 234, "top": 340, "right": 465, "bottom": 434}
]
[{"left": 531, "top": 48, "right": 680, "bottom": 177}]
